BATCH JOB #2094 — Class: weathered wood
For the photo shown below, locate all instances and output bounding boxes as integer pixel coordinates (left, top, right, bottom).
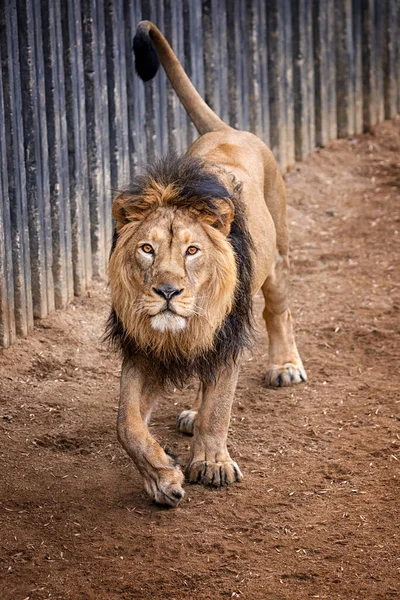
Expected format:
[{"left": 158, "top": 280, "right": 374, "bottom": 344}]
[
  {"left": 17, "top": 0, "right": 54, "bottom": 318},
  {"left": 247, "top": 0, "right": 264, "bottom": 139},
  {"left": 164, "top": 0, "right": 184, "bottom": 154},
  {"left": 313, "top": 0, "right": 337, "bottom": 146},
  {"left": 0, "top": 0, "right": 33, "bottom": 337},
  {"left": 183, "top": 0, "right": 202, "bottom": 146},
  {"left": 362, "top": 0, "right": 381, "bottom": 131},
  {"left": 105, "top": 0, "right": 130, "bottom": 190},
  {"left": 282, "top": 0, "right": 295, "bottom": 167},
  {"left": 267, "top": 0, "right": 287, "bottom": 167},
  {"left": 82, "top": 0, "right": 112, "bottom": 277},
  {"left": 352, "top": 0, "right": 363, "bottom": 134},
  {"left": 292, "top": 0, "right": 315, "bottom": 160},
  {"left": 383, "top": 0, "right": 399, "bottom": 119},
  {"left": 42, "top": 0, "right": 74, "bottom": 309},
  {"left": 0, "top": 59, "right": 16, "bottom": 347},
  {"left": 124, "top": 0, "right": 147, "bottom": 175},
  {"left": 61, "top": 0, "right": 92, "bottom": 296},
  {"left": 141, "top": 0, "right": 163, "bottom": 160}
]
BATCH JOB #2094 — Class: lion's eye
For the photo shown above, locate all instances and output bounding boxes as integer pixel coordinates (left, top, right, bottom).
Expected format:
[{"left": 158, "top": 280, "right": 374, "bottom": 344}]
[
  {"left": 141, "top": 244, "right": 154, "bottom": 254},
  {"left": 186, "top": 246, "right": 199, "bottom": 256}
]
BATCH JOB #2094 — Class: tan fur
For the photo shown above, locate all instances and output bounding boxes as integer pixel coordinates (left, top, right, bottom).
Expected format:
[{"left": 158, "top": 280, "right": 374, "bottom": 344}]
[
  {"left": 109, "top": 188, "right": 237, "bottom": 360},
  {"left": 111, "top": 21, "right": 307, "bottom": 507}
]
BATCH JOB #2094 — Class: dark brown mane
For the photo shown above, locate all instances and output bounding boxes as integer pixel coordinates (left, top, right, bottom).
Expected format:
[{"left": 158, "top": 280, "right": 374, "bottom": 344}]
[{"left": 105, "top": 153, "right": 254, "bottom": 387}]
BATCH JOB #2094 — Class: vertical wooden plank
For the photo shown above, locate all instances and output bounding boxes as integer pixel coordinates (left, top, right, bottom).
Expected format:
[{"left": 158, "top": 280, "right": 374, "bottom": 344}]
[
  {"left": 352, "top": 0, "right": 363, "bottom": 134},
  {"left": 124, "top": 0, "right": 147, "bottom": 174},
  {"left": 61, "top": 0, "right": 92, "bottom": 295},
  {"left": 256, "top": 0, "right": 269, "bottom": 146},
  {"left": 0, "top": 0, "right": 33, "bottom": 337},
  {"left": 183, "top": 0, "right": 203, "bottom": 145},
  {"left": 383, "top": 0, "right": 398, "bottom": 118},
  {"left": 247, "top": 0, "right": 264, "bottom": 138},
  {"left": 374, "top": 0, "right": 385, "bottom": 124},
  {"left": 41, "top": 0, "right": 74, "bottom": 308},
  {"left": 0, "top": 57, "right": 16, "bottom": 347},
  {"left": 283, "top": 0, "right": 295, "bottom": 167},
  {"left": 17, "top": 0, "right": 54, "bottom": 318},
  {"left": 397, "top": 1, "right": 400, "bottom": 113},
  {"left": 213, "top": 0, "right": 229, "bottom": 125},
  {"left": 361, "top": 0, "right": 377, "bottom": 130},
  {"left": 202, "top": 0, "right": 218, "bottom": 117},
  {"left": 141, "top": 0, "right": 162, "bottom": 160},
  {"left": 164, "top": 0, "right": 183, "bottom": 154},
  {"left": 313, "top": 0, "right": 333, "bottom": 146},
  {"left": 105, "top": 0, "right": 130, "bottom": 190},
  {"left": 336, "top": 0, "right": 355, "bottom": 137},
  {"left": 267, "top": 0, "right": 288, "bottom": 167},
  {"left": 82, "top": 0, "right": 112, "bottom": 276},
  {"left": 226, "top": 0, "right": 241, "bottom": 129},
  {"left": 155, "top": 0, "right": 169, "bottom": 156},
  {"left": 237, "top": 0, "right": 250, "bottom": 131},
  {"left": 291, "top": 0, "right": 315, "bottom": 160}
]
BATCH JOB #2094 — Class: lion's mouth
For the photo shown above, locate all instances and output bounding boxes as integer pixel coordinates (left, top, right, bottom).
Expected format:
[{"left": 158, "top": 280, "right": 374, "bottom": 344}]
[{"left": 150, "top": 310, "right": 187, "bottom": 333}]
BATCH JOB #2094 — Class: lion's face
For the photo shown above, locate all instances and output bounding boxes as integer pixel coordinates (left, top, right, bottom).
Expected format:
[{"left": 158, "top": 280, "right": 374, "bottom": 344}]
[
  {"left": 120, "top": 208, "right": 219, "bottom": 333},
  {"left": 109, "top": 205, "right": 237, "bottom": 359}
]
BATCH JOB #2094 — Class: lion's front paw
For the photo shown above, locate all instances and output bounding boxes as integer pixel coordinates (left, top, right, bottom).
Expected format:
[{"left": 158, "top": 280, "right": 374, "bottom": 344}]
[
  {"left": 177, "top": 409, "right": 197, "bottom": 435},
  {"left": 265, "top": 363, "right": 307, "bottom": 387},
  {"left": 142, "top": 466, "right": 185, "bottom": 508},
  {"left": 186, "top": 460, "right": 243, "bottom": 487}
]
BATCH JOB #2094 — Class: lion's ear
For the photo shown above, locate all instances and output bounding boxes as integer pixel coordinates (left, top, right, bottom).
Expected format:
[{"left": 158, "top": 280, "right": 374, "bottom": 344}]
[
  {"left": 190, "top": 197, "right": 235, "bottom": 236},
  {"left": 112, "top": 192, "right": 153, "bottom": 231}
]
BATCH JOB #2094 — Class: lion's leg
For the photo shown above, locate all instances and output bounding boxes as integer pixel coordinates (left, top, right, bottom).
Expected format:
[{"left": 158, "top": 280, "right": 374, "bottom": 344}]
[
  {"left": 186, "top": 364, "right": 243, "bottom": 487},
  {"left": 262, "top": 251, "right": 307, "bottom": 387},
  {"left": 117, "top": 360, "right": 184, "bottom": 507},
  {"left": 176, "top": 382, "right": 203, "bottom": 435}
]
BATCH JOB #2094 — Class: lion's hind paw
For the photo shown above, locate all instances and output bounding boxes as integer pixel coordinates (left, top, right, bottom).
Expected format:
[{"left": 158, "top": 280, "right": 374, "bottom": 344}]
[
  {"left": 186, "top": 460, "right": 243, "bottom": 487},
  {"left": 264, "top": 363, "right": 307, "bottom": 388},
  {"left": 177, "top": 409, "right": 197, "bottom": 435}
]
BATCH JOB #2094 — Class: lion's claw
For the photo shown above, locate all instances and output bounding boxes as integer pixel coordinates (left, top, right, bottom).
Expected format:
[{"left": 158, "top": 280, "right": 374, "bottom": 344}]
[
  {"left": 186, "top": 460, "right": 243, "bottom": 487},
  {"left": 177, "top": 409, "right": 197, "bottom": 435},
  {"left": 264, "top": 363, "right": 307, "bottom": 387}
]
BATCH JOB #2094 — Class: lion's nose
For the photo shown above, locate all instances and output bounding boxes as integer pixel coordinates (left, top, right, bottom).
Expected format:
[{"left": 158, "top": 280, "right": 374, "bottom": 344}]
[{"left": 153, "top": 285, "right": 183, "bottom": 300}]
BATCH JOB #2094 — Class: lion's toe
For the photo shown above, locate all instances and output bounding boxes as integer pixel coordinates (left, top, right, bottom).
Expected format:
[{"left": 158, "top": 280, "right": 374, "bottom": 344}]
[
  {"left": 143, "top": 466, "right": 185, "bottom": 508},
  {"left": 265, "top": 363, "right": 307, "bottom": 388},
  {"left": 177, "top": 409, "right": 197, "bottom": 435},
  {"left": 186, "top": 460, "right": 243, "bottom": 487}
]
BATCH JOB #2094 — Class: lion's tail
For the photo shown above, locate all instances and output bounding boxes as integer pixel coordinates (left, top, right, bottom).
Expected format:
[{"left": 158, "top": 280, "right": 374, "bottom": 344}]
[{"left": 133, "top": 20, "right": 229, "bottom": 136}]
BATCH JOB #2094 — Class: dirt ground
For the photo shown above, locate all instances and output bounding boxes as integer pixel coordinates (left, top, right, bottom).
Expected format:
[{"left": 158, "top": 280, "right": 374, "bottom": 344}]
[{"left": 1, "top": 117, "right": 399, "bottom": 600}]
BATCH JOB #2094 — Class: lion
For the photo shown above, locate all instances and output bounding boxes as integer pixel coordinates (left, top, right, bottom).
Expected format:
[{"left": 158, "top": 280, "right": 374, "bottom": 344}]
[{"left": 106, "top": 20, "right": 307, "bottom": 507}]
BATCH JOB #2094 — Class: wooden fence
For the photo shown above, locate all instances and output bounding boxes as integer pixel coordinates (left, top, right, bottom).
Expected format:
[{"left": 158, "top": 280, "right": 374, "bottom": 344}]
[{"left": 0, "top": 0, "right": 399, "bottom": 347}]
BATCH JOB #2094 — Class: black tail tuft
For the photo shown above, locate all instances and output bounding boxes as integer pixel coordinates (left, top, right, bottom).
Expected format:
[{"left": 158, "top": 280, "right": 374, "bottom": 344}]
[{"left": 133, "top": 25, "right": 160, "bottom": 82}]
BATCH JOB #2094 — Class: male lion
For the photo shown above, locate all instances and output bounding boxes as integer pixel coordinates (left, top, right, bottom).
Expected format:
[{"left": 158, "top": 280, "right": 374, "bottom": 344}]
[{"left": 106, "top": 21, "right": 307, "bottom": 507}]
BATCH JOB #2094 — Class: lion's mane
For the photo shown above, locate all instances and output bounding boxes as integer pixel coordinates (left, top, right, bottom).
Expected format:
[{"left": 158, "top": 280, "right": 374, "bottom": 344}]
[{"left": 105, "top": 154, "right": 254, "bottom": 388}]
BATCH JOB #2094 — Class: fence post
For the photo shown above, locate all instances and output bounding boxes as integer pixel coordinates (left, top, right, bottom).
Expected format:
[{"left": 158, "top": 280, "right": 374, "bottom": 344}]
[
  {"left": 292, "top": 0, "right": 315, "bottom": 160},
  {"left": 82, "top": 0, "right": 112, "bottom": 277},
  {"left": 164, "top": 0, "right": 184, "bottom": 154},
  {"left": 41, "top": 0, "right": 74, "bottom": 309},
  {"left": 0, "top": 0, "right": 33, "bottom": 337},
  {"left": 266, "top": 0, "right": 289, "bottom": 168},
  {"left": 0, "top": 59, "right": 16, "bottom": 347},
  {"left": 383, "top": 0, "right": 398, "bottom": 119},
  {"left": 335, "top": 0, "right": 355, "bottom": 137},
  {"left": 313, "top": 0, "right": 337, "bottom": 146},
  {"left": 105, "top": 0, "right": 130, "bottom": 191},
  {"left": 17, "top": 0, "right": 54, "bottom": 318},
  {"left": 61, "top": 0, "right": 92, "bottom": 296},
  {"left": 183, "top": 0, "right": 203, "bottom": 146}
]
